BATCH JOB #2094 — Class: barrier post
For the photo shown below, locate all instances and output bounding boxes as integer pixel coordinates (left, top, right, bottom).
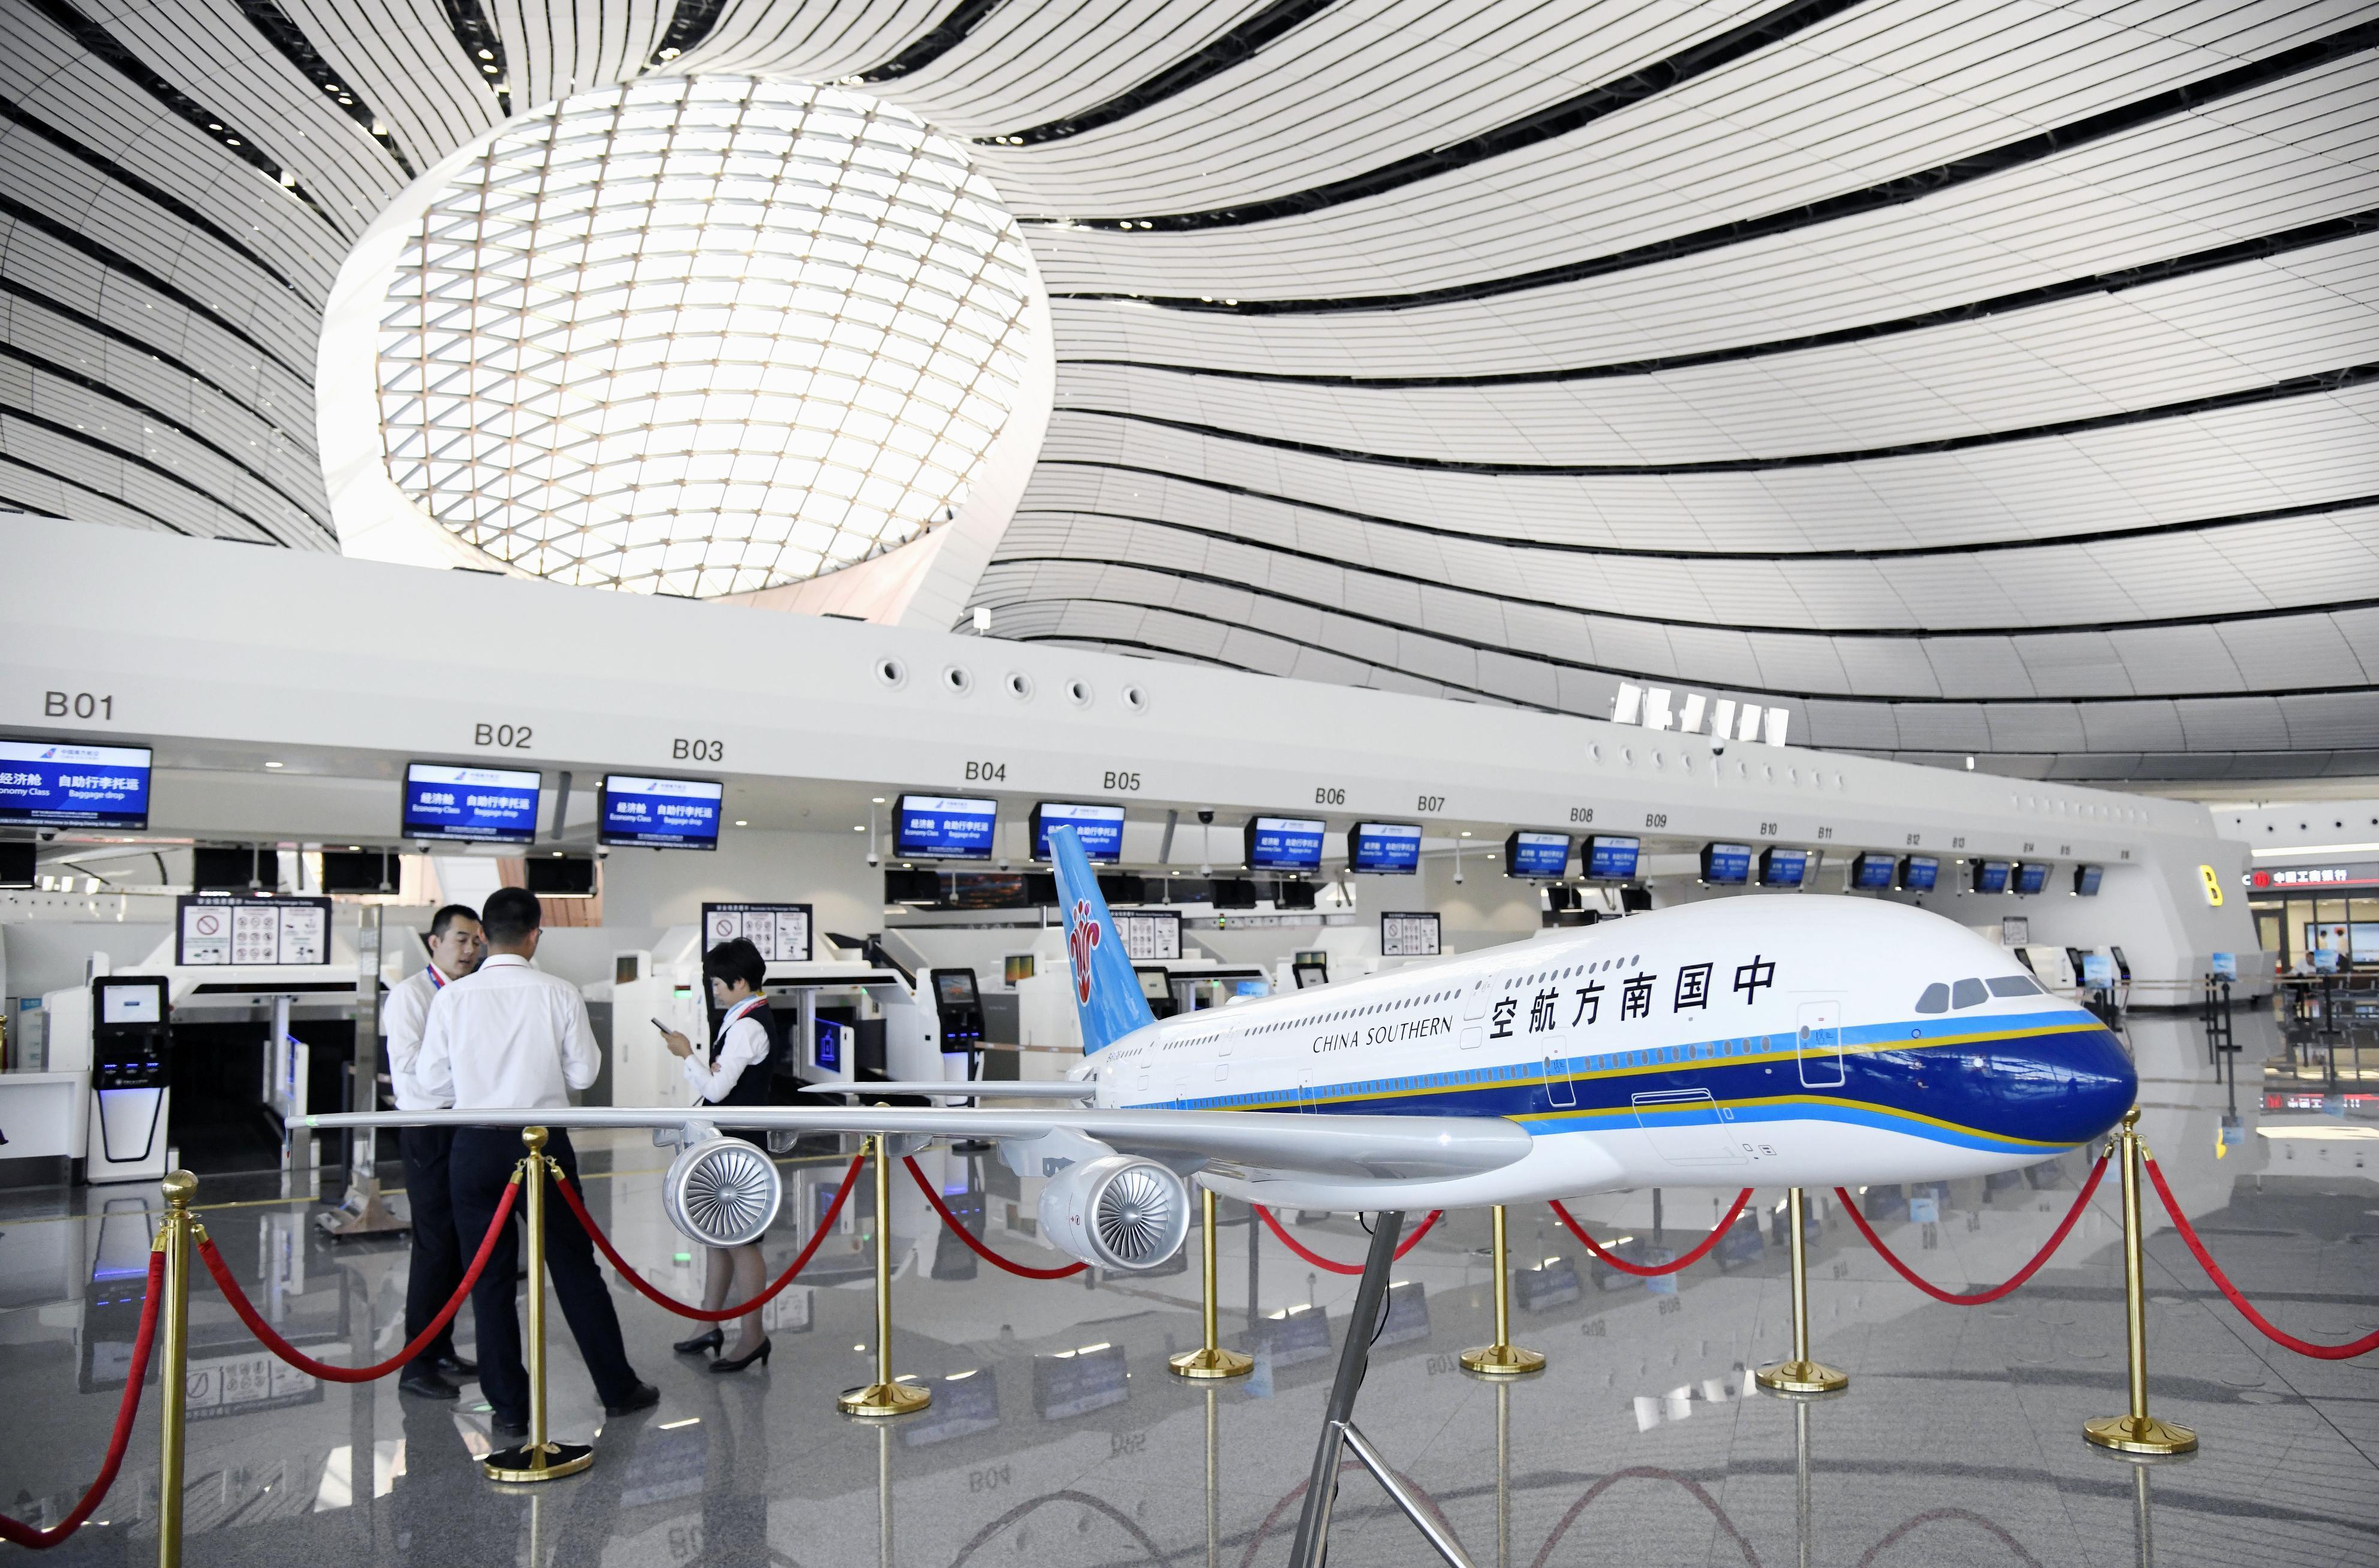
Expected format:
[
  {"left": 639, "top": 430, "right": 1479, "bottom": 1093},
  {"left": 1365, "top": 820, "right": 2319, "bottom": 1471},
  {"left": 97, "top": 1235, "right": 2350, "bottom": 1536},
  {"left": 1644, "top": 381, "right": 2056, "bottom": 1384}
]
[
  {"left": 1171, "top": 1187, "right": 1253, "bottom": 1379},
  {"left": 1755, "top": 1189, "right": 1847, "bottom": 1394},
  {"left": 484, "top": 1127, "right": 594, "bottom": 1481},
  {"left": 2085, "top": 1111, "right": 2197, "bottom": 1456},
  {"left": 155, "top": 1171, "right": 195, "bottom": 1568},
  {"left": 839, "top": 1135, "right": 931, "bottom": 1416},
  {"left": 1460, "top": 1205, "right": 1545, "bottom": 1377}
]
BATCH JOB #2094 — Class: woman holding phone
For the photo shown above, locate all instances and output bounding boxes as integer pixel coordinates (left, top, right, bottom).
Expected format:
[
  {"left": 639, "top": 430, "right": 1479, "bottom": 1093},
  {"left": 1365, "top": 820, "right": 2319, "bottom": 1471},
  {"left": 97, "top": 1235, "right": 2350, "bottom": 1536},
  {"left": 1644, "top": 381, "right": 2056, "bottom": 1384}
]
[{"left": 658, "top": 937, "right": 776, "bottom": 1372}]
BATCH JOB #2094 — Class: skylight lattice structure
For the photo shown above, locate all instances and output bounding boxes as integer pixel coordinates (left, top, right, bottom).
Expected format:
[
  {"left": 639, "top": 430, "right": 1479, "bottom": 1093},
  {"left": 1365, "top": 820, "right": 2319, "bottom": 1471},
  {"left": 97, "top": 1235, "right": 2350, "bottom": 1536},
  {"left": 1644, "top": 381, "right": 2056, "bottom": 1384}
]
[{"left": 376, "top": 76, "right": 1032, "bottom": 596}]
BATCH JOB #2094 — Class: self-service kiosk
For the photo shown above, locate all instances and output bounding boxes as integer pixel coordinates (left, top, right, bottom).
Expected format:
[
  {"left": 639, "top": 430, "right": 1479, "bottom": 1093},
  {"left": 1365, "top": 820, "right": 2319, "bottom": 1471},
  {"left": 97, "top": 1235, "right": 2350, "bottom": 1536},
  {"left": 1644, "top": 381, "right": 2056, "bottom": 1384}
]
[
  {"left": 927, "top": 968, "right": 984, "bottom": 1084},
  {"left": 87, "top": 975, "right": 171, "bottom": 1184}
]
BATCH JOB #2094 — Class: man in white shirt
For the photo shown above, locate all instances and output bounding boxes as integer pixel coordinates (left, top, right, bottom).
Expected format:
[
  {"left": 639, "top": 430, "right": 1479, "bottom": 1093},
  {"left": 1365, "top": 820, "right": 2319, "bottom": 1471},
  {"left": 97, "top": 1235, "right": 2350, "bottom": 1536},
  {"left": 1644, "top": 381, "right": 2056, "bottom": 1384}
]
[
  {"left": 421, "top": 886, "right": 656, "bottom": 1437},
  {"left": 384, "top": 903, "right": 484, "bottom": 1402}
]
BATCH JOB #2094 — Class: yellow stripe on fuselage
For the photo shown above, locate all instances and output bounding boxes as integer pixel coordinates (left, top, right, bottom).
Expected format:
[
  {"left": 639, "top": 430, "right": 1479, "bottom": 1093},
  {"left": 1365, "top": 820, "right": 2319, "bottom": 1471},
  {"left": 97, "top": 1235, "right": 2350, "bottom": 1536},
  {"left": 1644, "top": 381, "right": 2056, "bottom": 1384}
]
[{"left": 1512, "top": 1092, "right": 2074, "bottom": 1150}]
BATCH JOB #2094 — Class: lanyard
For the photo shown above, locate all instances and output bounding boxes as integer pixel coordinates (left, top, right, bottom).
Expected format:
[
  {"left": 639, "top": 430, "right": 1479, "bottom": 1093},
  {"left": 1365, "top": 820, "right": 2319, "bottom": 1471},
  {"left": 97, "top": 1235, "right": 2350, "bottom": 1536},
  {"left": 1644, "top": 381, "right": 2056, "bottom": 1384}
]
[{"left": 715, "top": 995, "right": 764, "bottom": 1045}]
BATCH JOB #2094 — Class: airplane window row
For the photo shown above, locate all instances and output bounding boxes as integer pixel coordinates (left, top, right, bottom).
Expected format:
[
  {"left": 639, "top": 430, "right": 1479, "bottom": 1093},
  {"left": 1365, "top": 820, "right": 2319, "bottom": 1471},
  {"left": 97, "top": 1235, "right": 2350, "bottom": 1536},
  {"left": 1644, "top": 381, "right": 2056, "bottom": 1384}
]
[
  {"left": 1507, "top": 957, "right": 1639, "bottom": 990},
  {"left": 1914, "top": 975, "right": 2041, "bottom": 1014},
  {"left": 1249, "top": 988, "right": 1459, "bottom": 1033}
]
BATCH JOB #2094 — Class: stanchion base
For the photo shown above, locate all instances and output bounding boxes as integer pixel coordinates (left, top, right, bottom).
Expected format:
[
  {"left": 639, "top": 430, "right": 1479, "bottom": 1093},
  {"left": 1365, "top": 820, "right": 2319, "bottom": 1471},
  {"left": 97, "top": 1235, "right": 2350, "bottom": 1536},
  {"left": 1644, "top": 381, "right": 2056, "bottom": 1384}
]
[
  {"left": 481, "top": 1440, "right": 594, "bottom": 1483},
  {"left": 1170, "top": 1345, "right": 1254, "bottom": 1380},
  {"left": 2085, "top": 1415, "right": 2198, "bottom": 1456},
  {"left": 1459, "top": 1343, "right": 1546, "bottom": 1378},
  {"left": 1754, "top": 1359, "right": 1848, "bottom": 1395},
  {"left": 839, "top": 1379, "right": 932, "bottom": 1418}
]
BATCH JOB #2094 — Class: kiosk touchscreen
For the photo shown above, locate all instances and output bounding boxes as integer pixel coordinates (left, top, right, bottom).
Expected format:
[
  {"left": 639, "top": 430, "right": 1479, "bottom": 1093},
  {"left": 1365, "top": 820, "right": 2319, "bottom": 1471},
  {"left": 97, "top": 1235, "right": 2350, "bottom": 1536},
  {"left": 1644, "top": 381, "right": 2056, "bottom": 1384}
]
[
  {"left": 1030, "top": 803, "right": 1125, "bottom": 863},
  {"left": 1582, "top": 836, "right": 1639, "bottom": 881},
  {"left": 895, "top": 795, "right": 997, "bottom": 860},
  {"left": 1505, "top": 831, "right": 1570, "bottom": 879},
  {"left": 929, "top": 969, "right": 984, "bottom": 1052},
  {"left": 1850, "top": 852, "right": 1896, "bottom": 891},
  {"left": 1293, "top": 958, "right": 1330, "bottom": 990},
  {"left": 1348, "top": 822, "right": 1422, "bottom": 875},
  {"left": 403, "top": 762, "right": 538, "bottom": 843},
  {"left": 598, "top": 774, "right": 722, "bottom": 850},
  {"left": 1700, "top": 843, "right": 1751, "bottom": 885},
  {"left": 1899, "top": 855, "right": 1941, "bottom": 891},
  {"left": 89, "top": 976, "right": 170, "bottom": 1183},
  {"left": 0, "top": 740, "right": 151, "bottom": 830},
  {"left": 1136, "top": 966, "right": 1178, "bottom": 1019}
]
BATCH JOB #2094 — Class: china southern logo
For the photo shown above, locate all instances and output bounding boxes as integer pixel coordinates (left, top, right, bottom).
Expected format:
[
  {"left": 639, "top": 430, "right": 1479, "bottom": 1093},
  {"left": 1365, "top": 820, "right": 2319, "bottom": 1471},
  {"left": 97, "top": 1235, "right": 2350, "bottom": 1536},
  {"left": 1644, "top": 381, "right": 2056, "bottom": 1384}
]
[{"left": 1068, "top": 900, "right": 1101, "bottom": 1004}]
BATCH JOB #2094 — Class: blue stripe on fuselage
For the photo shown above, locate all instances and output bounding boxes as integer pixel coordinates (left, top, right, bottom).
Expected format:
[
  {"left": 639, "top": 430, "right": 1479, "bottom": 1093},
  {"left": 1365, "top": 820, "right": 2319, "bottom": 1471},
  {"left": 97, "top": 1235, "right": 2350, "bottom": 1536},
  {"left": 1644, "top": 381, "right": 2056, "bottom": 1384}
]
[{"left": 1140, "top": 1008, "right": 2128, "bottom": 1154}]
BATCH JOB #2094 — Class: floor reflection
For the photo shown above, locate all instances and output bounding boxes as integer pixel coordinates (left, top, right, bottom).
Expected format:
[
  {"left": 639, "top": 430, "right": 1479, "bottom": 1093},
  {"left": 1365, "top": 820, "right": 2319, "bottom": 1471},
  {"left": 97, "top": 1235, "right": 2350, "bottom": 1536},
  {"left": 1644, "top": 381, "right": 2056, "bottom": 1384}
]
[{"left": 1, "top": 1002, "right": 2375, "bottom": 1564}]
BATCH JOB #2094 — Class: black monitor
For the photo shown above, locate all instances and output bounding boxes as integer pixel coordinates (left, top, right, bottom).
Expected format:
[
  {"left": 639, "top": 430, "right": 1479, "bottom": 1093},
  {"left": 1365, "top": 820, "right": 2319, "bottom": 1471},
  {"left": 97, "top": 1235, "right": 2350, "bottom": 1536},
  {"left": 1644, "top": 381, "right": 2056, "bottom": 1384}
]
[
  {"left": 192, "top": 846, "right": 263, "bottom": 893},
  {"left": 320, "top": 850, "right": 397, "bottom": 894},
  {"left": 1293, "top": 960, "right": 1329, "bottom": 989},
  {"left": 1135, "top": 967, "right": 1172, "bottom": 1003},
  {"left": 1898, "top": 855, "right": 1940, "bottom": 891},
  {"left": 1272, "top": 880, "right": 1317, "bottom": 910},
  {"left": 526, "top": 856, "right": 597, "bottom": 896},
  {"left": 1973, "top": 860, "right": 2012, "bottom": 895},
  {"left": 1850, "top": 852, "right": 1896, "bottom": 891},
  {"left": 933, "top": 969, "right": 981, "bottom": 1010},
  {"left": 0, "top": 840, "right": 37, "bottom": 888},
  {"left": 2012, "top": 861, "right": 2050, "bottom": 896},
  {"left": 2074, "top": 864, "right": 2103, "bottom": 897}
]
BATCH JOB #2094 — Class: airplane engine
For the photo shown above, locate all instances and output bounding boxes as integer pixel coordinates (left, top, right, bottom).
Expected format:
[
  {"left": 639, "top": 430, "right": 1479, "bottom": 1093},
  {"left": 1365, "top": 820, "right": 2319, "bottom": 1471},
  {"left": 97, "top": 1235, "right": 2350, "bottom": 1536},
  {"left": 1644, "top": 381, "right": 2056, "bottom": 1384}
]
[
  {"left": 664, "top": 1135, "right": 782, "bottom": 1249},
  {"left": 1036, "top": 1156, "right": 1191, "bottom": 1271}
]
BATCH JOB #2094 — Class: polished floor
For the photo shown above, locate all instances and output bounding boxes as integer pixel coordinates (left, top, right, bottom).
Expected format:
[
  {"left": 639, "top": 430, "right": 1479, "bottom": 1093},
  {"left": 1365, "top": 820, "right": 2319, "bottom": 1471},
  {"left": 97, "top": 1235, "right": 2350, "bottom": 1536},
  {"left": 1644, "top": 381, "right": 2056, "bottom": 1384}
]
[{"left": 4, "top": 1005, "right": 2377, "bottom": 1566}]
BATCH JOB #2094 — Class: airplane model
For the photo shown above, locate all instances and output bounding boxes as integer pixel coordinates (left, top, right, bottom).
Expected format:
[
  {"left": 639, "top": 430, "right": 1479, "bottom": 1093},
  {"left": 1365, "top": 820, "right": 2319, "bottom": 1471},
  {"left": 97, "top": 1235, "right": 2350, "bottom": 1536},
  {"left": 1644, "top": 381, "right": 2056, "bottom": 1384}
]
[{"left": 313, "top": 824, "right": 2135, "bottom": 1271}]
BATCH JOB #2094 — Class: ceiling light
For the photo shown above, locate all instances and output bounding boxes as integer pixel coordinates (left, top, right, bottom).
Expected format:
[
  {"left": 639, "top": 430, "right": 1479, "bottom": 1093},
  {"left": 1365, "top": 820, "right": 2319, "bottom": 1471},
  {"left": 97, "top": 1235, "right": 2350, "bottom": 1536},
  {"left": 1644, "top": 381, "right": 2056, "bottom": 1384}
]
[
  {"left": 734, "top": 819, "right": 748, "bottom": 827},
  {"left": 264, "top": 761, "right": 283, "bottom": 768}
]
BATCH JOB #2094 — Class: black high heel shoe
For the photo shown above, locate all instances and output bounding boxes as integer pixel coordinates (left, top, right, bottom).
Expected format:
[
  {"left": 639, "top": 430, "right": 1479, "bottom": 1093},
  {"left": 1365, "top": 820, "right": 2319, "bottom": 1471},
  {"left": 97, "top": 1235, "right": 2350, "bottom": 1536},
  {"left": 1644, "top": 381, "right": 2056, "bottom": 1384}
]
[
  {"left": 673, "top": 1326, "right": 724, "bottom": 1355},
  {"left": 710, "top": 1339, "right": 771, "bottom": 1374}
]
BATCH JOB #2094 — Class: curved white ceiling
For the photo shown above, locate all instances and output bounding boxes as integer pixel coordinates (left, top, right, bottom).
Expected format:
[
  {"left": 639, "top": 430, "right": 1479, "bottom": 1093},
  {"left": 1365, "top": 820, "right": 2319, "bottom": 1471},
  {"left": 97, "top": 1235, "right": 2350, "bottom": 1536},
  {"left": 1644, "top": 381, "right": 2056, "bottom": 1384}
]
[{"left": 1, "top": 0, "right": 2374, "bottom": 784}]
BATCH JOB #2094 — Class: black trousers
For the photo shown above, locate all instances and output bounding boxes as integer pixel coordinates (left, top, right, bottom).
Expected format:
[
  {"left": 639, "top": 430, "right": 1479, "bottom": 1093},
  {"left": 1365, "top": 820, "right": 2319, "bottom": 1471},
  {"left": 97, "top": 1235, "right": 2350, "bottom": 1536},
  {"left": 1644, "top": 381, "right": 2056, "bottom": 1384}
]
[
  {"left": 399, "top": 1126, "right": 466, "bottom": 1375},
  {"left": 449, "top": 1127, "right": 640, "bottom": 1424}
]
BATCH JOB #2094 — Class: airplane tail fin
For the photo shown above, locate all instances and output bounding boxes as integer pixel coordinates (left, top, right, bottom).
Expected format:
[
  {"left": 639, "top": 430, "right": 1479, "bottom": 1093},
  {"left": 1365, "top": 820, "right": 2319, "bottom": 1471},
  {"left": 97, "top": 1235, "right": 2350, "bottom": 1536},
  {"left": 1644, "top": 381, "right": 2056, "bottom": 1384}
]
[{"left": 1048, "top": 824, "right": 1156, "bottom": 1054}]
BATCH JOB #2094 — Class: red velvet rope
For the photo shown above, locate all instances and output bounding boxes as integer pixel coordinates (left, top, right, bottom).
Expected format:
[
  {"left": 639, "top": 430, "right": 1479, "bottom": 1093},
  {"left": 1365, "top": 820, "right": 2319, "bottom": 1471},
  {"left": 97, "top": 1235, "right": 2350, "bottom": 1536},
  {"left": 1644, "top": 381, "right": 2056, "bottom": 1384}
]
[
  {"left": 201, "top": 1179, "right": 519, "bottom": 1382},
  {"left": 1833, "top": 1157, "right": 2107, "bottom": 1305},
  {"left": 555, "top": 1153, "right": 866, "bottom": 1320},
  {"left": 1547, "top": 1189, "right": 1754, "bottom": 1276},
  {"left": 0, "top": 1252, "right": 162, "bottom": 1548},
  {"left": 904, "top": 1155, "right": 1089, "bottom": 1278},
  {"left": 2144, "top": 1154, "right": 2379, "bottom": 1359},
  {"left": 1252, "top": 1204, "right": 1442, "bottom": 1275}
]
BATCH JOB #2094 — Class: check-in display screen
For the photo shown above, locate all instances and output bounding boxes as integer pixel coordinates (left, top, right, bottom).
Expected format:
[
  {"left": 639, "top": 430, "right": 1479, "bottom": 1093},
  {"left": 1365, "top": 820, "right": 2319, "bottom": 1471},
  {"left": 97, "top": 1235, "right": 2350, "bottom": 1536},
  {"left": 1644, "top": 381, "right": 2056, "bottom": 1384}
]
[
  {"left": 896, "top": 795, "right": 998, "bottom": 860},
  {"left": 1348, "top": 822, "right": 1422, "bottom": 875},
  {"left": 1851, "top": 853, "right": 1896, "bottom": 890},
  {"left": 600, "top": 775, "right": 722, "bottom": 850},
  {"left": 1031, "top": 802, "right": 1125, "bottom": 863},
  {"left": 402, "top": 762, "right": 539, "bottom": 843},
  {"left": 2074, "top": 864, "right": 2102, "bottom": 896},
  {"left": 1759, "top": 848, "right": 1809, "bottom": 887},
  {"left": 1702, "top": 843, "right": 1751, "bottom": 885},
  {"left": 1245, "top": 817, "right": 1326, "bottom": 872},
  {"left": 1973, "top": 860, "right": 2011, "bottom": 894},
  {"left": 2013, "top": 861, "right": 2050, "bottom": 895},
  {"left": 0, "top": 740, "right": 151, "bottom": 830},
  {"left": 1505, "top": 831, "right": 1570, "bottom": 879},
  {"left": 1900, "top": 855, "right": 1940, "bottom": 891},
  {"left": 1583, "top": 836, "right": 1639, "bottom": 880}
]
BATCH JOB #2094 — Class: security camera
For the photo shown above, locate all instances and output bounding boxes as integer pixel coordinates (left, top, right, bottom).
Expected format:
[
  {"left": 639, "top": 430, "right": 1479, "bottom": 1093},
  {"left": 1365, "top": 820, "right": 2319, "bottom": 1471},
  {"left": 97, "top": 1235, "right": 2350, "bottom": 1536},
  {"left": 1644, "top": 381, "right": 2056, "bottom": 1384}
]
[
  {"left": 1197, "top": 809, "right": 1215, "bottom": 825},
  {"left": 997, "top": 858, "right": 1011, "bottom": 872},
  {"left": 866, "top": 849, "right": 880, "bottom": 868},
  {"left": 1711, "top": 741, "right": 1727, "bottom": 757}
]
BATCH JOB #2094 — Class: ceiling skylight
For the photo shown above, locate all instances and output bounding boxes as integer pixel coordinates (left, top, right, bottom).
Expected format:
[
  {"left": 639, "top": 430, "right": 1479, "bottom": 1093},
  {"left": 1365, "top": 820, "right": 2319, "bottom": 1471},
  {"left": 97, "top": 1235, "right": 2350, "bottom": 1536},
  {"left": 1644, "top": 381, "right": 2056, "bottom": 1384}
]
[{"left": 375, "top": 76, "right": 1034, "bottom": 596}]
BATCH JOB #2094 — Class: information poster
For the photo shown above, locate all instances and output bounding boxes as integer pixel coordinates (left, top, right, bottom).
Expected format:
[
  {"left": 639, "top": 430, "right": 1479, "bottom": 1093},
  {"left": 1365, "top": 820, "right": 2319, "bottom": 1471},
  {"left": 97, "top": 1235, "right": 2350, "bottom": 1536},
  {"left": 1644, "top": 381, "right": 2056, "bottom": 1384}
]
[
  {"left": 1114, "top": 910, "right": 1182, "bottom": 962},
  {"left": 701, "top": 901, "right": 812, "bottom": 964},
  {"left": 1380, "top": 912, "right": 1443, "bottom": 958},
  {"left": 177, "top": 895, "right": 330, "bottom": 967}
]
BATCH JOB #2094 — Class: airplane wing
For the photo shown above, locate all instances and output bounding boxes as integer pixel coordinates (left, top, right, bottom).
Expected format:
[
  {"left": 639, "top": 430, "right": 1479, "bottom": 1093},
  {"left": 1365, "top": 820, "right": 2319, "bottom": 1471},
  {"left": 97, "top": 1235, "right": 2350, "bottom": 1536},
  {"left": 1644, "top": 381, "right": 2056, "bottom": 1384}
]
[
  {"left": 798, "top": 1081, "right": 1096, "bottom": 1100},
  {"left": 305, "top": 1105, "right": 1528, "bottom": 1181}
]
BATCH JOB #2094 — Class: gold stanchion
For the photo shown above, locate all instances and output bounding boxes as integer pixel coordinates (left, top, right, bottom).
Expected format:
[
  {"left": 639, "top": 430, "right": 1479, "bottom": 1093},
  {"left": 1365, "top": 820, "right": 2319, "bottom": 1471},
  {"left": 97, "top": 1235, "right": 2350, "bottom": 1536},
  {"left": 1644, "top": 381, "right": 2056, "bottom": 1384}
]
[
  {"left": 840, "top": 1135, "right": 931, "bottom": 1417},
  {"left": 1204, "top": 1385, "right": 1222, "bottom": 1568},
  {"left": 1495, "top": 1379, "right": 1512, "bottom": 1568},
  {"left": 1460, "top": 1205, "right": 1545, "bottom": 1377},
  {"left": 156, "top": 1171, "right": 195, "bottom": 1568},
  {"left": 484, "top": 1127, "right": 594, "bottom": 1482},
  {"left": 1755, "top": 1189, "right": 1847, "bottom": 1394},
  {"left": 2085, "top": 1110, "right": 2197, "bottom": 1456},
  {"left": 1172, "top": 1187, "right": 1254, "bottom": 1379}
]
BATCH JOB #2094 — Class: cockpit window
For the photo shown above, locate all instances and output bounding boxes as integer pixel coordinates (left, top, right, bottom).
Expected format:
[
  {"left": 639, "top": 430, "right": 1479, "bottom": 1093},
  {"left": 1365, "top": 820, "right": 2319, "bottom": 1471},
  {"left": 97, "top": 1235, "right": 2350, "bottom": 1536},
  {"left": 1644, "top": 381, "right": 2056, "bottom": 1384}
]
[
  {"left": 1986, "top": 975, "right": 2041, "bottom": 997},
  {"left": 1951, "top": 978, "right": 1988, "bottom": 1009},
  {"left": 1916, "top": 983, "right": 1950, "bottom": 1014}
]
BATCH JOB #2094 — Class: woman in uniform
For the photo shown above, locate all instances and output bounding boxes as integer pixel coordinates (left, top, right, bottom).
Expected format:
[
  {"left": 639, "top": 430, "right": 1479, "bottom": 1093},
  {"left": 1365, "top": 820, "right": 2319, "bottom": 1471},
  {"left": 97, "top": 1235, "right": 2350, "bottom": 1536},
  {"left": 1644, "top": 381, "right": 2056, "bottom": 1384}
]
[{"left": 660, "top": 936, "right": 776, "bottom": 1372}]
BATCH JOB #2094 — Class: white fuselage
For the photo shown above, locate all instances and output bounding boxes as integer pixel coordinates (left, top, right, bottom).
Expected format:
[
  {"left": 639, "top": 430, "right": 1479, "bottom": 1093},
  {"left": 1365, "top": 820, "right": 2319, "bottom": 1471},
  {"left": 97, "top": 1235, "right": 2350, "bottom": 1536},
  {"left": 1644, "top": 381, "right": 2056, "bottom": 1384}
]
[{"left": 1086, "top": 898, "right": 2128, "bottom": 1210}]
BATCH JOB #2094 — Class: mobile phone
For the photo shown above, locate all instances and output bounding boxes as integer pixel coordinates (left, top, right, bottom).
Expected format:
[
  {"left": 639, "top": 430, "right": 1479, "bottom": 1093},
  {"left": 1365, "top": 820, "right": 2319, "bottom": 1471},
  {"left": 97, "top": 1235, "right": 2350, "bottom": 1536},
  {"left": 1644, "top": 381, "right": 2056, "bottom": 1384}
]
[{"left": 651, "top": 1017, "right": 669, "bottom": 1033}]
